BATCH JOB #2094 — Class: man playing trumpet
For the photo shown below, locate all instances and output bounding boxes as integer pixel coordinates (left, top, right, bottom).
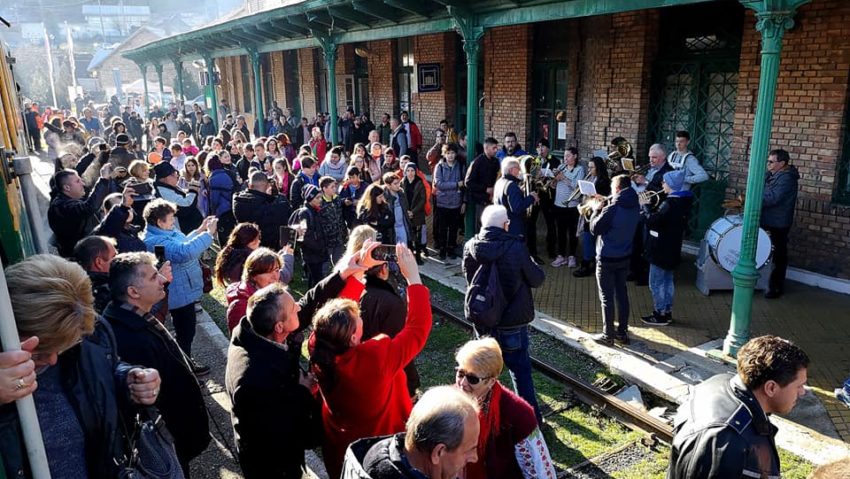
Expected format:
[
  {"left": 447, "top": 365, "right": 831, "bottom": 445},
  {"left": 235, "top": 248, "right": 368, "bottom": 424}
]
[{"left": 629, "top": 144, "right": 674, "bottom": 285}]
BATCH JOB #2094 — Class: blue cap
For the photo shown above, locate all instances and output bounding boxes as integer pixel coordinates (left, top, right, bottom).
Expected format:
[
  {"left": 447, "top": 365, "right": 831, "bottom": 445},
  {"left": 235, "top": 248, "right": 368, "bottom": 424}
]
[{"left": 663, "top": 169, "right": 686, "bottom": 191}]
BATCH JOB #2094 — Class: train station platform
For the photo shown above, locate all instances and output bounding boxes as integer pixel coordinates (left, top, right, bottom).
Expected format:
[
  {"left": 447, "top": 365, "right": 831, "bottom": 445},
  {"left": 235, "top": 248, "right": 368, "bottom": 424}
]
[{"left": 419, "top": 252, "right": 850, "bottom": 450}]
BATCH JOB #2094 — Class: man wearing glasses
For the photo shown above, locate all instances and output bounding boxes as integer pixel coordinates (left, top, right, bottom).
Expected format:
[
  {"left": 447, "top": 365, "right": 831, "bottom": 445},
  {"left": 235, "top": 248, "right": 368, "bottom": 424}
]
[{"left": 761, "top": 148, "right": 799, "bottom": 299}]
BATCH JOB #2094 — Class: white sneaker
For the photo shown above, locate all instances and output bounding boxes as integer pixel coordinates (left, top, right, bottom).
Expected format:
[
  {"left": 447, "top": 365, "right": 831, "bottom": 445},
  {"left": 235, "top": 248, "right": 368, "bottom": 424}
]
[
  {"left": 567, "top": 256, "right": 577, "bottom": 268},
  {"left": 551, "top": 256, "right": 566, "bottom": 267}
]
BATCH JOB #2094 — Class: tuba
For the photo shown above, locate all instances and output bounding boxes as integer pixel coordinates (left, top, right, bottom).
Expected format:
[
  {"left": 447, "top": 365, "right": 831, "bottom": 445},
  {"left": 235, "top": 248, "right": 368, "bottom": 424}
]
[
  {"left": 606, "top": 137, "right": 632, "bottom": 174},
  {"left": 519, "top": 155, "right": 539, "bottom": 217}
]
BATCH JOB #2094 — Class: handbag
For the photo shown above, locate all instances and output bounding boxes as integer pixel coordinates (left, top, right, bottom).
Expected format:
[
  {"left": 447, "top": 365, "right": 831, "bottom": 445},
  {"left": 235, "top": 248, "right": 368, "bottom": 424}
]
[
  {"left": 118, "top": 407, "right": 185, "bottom": 479},
  {"left": 200, "top": 260, "right": 213, "bottom": 293}
]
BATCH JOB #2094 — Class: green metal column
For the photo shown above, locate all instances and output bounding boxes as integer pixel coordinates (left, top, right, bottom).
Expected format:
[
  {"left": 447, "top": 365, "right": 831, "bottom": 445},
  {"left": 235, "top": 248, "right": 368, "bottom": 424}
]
[
  {"left": 314, "top": 31, "right": 339, "bottom": 146},
  {"left": 172, "top": 57, "right": 185, "bottom": 103},
  {"left": 724, "top": 0, "right": 808, "bottom": 356},
  {"left": 204, "top": 56, "right": 219, "bottom": 129},
  {"left": 154, "top": 63, "right": 165, "bottom": 106},
  {"left": 450, "top": 7, "right": 485, "bottom": 239},
  {"left": 247, "top": 48, "right": 265, "bottom": 137},
  {"left": 138, "top": 63, "right": 149, "bottom": 117}
]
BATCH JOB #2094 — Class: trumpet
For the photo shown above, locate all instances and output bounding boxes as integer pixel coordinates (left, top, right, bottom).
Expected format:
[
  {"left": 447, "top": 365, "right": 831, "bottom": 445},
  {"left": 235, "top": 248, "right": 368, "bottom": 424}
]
[{"left": 637, "top": 190, "right": 662, "bottom": 208}]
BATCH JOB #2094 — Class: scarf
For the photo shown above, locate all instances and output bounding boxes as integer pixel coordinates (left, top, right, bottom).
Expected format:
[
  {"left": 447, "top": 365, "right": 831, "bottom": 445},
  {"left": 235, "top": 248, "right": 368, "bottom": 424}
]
[{"left": 466, "top": 382, "right": 503, "bottom": 479}]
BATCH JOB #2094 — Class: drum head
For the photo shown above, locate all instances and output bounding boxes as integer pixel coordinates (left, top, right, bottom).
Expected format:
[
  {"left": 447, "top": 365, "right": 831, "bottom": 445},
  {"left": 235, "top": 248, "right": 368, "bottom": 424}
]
[{"left": 713, "top": 225, "right": 772, "bottom": 272}]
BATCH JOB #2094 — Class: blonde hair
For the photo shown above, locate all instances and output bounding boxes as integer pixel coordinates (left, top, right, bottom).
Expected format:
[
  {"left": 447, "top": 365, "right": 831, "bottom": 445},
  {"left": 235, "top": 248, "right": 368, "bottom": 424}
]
[
  {"left": 129, "top": 159, "right": 149, "bottom": 179},
  {"left": 455, "top": 337, "right": 504, "bottom": 379},
  {"left": 345, "top": 225, "right": 378, "bottom": 257},
  {"left": 7, "top": 254, "right": 96, "bottom": 353}
]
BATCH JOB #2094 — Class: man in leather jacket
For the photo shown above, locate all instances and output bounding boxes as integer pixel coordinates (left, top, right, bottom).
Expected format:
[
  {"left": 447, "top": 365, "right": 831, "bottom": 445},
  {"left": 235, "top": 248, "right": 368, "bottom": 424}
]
[{"left": 667, "top": 335, "right": 809, "bottom": 479}]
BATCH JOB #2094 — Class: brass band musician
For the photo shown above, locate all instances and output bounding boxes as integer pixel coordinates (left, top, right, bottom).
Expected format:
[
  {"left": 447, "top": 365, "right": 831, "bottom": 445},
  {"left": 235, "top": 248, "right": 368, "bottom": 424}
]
[
  {"left": 629, "top": 144, "right": 674, "bottom": 285},
  {"left": 529, "top": 139, "right": 561, "bottom": 263}
]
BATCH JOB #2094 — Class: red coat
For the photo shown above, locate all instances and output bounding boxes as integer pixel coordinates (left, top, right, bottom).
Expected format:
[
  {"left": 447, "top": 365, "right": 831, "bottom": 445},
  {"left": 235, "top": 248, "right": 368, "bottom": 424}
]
[
  {"left": 226, "top": 280, "right": 257, "bottom": 332},
  {"left": 320, "top": 284, "right": 432, "bottom": 478}
]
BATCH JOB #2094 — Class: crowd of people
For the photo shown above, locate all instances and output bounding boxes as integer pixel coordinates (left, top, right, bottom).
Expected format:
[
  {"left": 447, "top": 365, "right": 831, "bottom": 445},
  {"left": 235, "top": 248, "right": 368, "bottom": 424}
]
[{"left": 4, "top": 91, "right": 844, "bottom": 479}]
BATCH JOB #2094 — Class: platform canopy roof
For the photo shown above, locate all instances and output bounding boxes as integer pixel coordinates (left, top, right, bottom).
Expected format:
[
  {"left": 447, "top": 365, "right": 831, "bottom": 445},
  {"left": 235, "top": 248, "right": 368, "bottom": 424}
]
[{"left": 123, "top": 0, "right": 716, "bottom": 64}]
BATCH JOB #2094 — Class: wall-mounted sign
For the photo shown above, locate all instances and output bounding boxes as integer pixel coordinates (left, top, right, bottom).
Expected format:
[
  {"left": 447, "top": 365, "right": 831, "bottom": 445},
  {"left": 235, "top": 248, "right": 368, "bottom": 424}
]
[{"left": 417, "top": 63, "right": 441, "bottom": 93}]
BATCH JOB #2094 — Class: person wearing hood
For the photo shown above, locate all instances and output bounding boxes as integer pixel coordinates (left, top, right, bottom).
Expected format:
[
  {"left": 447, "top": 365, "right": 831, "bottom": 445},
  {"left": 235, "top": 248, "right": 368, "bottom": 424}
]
[
  {"left": 462, "top": 205, "right": 545, "bottom": 423},
  {"left": 639, "top": 170, "right": 693, "bottom": 326},
  {"left": 107, "top": 119, "right": 128, "bottom": 147},
  {"left": 198, "top": 114, "right": 217, "bottom": 142},
  {"left": 588, "top": 175, "right": 641, "bottom": 346},
  {"left": 761, "top": 148, "right": 799, "bottom": 299},
  {"left": 233, "top": 171, "right": 292, "bottom": 249},
  {"left": 319, "top": 146, "right": 349, "bottom": 182}
]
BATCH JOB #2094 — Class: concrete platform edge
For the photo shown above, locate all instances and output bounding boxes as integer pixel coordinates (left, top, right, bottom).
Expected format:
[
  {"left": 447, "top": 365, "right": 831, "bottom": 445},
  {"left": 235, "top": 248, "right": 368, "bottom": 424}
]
[{"left": 419, "top": 262, "right": 850, "bottom": 465}]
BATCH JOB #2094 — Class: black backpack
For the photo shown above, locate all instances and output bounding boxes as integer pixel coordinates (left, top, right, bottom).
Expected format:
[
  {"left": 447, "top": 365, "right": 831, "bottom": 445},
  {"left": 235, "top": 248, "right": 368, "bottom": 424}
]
[{"left": 464, "top": 260, "right": 506, "bottom": 330}]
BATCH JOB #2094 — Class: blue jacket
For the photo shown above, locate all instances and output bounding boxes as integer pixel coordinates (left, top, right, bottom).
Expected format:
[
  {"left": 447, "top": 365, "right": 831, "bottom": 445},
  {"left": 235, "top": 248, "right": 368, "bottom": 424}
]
[
  {"left": 209, "top": 169, "right": 238, "bottom": 217},
  {"left": 590, "top": 187, "right": 640, "bottom": 261},
  {"left": 494, "top": 174, "right": 535, "bottom": 236},
  {"left": 143, "top": 225, "right": 213, "bottom": 309},
  {"left": 761, "top": 165, "right": 799, "bottom": 229}
]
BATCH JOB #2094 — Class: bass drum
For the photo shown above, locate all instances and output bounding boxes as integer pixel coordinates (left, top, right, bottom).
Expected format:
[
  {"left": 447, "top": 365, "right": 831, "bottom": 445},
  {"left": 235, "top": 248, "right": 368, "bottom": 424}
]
[{"left": 704, "top": 215, "right": 772, "bottom": 272}]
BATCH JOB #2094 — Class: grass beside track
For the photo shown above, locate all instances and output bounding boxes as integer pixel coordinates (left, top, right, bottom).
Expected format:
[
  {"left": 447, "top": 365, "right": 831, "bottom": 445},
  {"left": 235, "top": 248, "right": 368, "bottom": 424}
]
[{"left": 199, "top": 264, "right": 813, "bottom": 478}]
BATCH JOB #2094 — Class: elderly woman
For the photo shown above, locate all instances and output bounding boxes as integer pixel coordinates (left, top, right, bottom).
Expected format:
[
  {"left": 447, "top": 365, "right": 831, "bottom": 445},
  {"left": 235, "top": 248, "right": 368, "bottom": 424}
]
[
  {"left": 0, "top": 254, "right": 160, "bottom": 478},
  {"left": 226, "top": 247, "right": 283, "bottom": 332},
  {"left": 142, "top": 198, "right": 216, "bottom": 375},
  {"left": 309, "top": 244, "right": 431, "bottom": 479},
  {"left": 455, "top": 337, "right": 556, "bottom": 479}
]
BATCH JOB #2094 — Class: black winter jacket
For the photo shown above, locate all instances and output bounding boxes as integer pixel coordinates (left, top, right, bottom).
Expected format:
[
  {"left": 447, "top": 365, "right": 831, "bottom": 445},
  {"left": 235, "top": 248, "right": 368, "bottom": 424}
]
[
  {"left": 761, "top": 165, "right": 799, "bottom": 229},
  {"left": 642, "top": 191, "right": 693, "bottom": 270},
  {"left": 104, "top": 302, "right": 210, "bottom": 462},
  {"left": 462, "top": 226, "right": 545, "bottom": 329},
  {"left": 464, "top": 153, "right": 500, "bottom": 205},
  {"left": 289, "top": 206, "right": 326, "bottom": 264},
  {"left": 48, "top": 178, "right": 110, "bottom": 257},
  {"left": 232, "top": 189, "right": 292, "bottom": 249},
  {"left": 341, "top": 434, "right": 424, "bottom": 479},
  {"left": 225, "top": 270, "right": 349, "bottom": 478},
  {"left": 0, "top": 320, "right": 135, "bottom": 479},
  {"left": 668, "top": 374, "right": 781, "bottom": 479},
  {"left": 92, "top": 204, "right": 147, "bottom": 253},
  {"left": 357, "top": 206, "right": 396, "bottom": 244}
]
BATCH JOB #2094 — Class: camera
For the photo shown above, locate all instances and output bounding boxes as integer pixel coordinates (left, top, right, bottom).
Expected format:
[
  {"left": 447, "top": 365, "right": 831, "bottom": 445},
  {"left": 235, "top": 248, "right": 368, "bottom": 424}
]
[{"left": 370, "top": 244, "right": 398, "bottom": 262}]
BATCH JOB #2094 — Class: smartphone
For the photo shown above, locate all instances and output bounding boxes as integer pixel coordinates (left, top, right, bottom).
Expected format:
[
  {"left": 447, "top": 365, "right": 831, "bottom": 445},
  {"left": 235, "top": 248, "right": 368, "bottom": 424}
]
[
  {"left": 279, "top": 225, "right": 295, "bottom": 249},
  {"left": 154, "top": 245, "right": 166, "bottom": 268},
  {"left": 371, "top": 244, "right": 398, "bottom": 262}
]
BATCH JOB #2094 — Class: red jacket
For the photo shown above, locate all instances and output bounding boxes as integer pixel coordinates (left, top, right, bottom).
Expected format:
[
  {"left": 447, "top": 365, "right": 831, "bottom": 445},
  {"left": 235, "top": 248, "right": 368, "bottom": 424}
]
[
  {"left": 320, "top": 284, "right": 432, "bottom": 478},
  {"left": 406, "top": 121, "right": 422, "bottom": 151},
  {"left": 225, "top": 280, "right": 257, "bottom": 332}
]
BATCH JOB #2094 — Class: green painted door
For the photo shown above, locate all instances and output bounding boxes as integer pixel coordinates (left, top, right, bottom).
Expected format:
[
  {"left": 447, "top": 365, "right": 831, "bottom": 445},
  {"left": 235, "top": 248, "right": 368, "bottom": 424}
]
[{"left": 649, "top": 3, "right": 743, "bottom": 240}]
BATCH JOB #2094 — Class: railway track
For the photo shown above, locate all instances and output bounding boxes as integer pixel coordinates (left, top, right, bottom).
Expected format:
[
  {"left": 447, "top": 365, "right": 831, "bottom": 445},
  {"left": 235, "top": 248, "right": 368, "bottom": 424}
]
[{"left": 430, "top": 303, "right": 675, "bottom": 444}]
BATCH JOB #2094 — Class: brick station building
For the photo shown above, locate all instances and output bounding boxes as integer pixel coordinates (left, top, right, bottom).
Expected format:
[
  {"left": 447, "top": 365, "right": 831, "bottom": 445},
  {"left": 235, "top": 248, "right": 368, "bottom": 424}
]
[{"left": 125, "top": 0, "right": 850, "bottom": 286}]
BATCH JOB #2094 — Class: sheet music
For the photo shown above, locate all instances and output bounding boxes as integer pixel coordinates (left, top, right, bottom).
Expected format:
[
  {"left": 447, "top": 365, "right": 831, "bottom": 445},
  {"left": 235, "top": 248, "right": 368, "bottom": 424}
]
[{"left": 578, "top": 180, "right": 597, "bottom": 196}]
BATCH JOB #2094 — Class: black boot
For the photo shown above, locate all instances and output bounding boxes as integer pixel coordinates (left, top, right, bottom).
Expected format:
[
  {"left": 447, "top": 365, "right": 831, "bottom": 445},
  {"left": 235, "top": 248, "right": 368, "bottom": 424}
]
[
  {"left": 573, "top": 260, "right": 592, "bottom": 278},
  {"left": 414, "top": 246, "right": 424, "bottom": 265}
]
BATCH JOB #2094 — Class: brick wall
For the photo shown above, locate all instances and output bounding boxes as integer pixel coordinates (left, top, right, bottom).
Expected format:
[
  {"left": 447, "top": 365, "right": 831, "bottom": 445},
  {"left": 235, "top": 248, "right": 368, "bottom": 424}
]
[
  {"left": 298, "top": 48, "right": 319, "bottom": 119},
  {"left": 729, "top": 1, "right": 850, "bottom": 278},
  {"left": 270, "top": 51, "right": 286, "bottom": 107},
  {"left": 569, "top": 12, "right": 658, "bottom": 161},
  {"left": 411, "top": 32, "right": 457, "bottom": 152},
  {"left": 367, "top": 39, "right": 397, "bottom": 120},
  {"left": 482, "top": 25, "right": 533, "bottom": 149}
]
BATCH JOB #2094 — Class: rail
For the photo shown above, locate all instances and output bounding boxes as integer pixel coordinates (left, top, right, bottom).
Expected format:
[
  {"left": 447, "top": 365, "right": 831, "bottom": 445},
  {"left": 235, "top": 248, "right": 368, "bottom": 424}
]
[{"left": 430, "top": 303, "right": 675, "bottom": 443}]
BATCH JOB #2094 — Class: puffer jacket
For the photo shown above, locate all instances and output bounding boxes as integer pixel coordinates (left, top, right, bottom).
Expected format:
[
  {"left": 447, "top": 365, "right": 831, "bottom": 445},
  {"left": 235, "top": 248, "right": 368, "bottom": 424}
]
[
  {"left": 143, "top": 224, "right": 213, "bottom": 309},
  {"left": 0, "top": 320, "right": 134, "bottom": 479},
  {"left": 761, "top": 165, "right": 799, "bottom": 229},
  {"left": 462, "top": 226, "right": 545, "bottom": 329},
  {"left": 433, "top": 159, "right": 465, "bottom": 209},
  {"left": 289, "top": 206, "right": 327, "bottom": 264},
  {"left": 668, "top": 374, "right": 780, "bottom": 479},
  {"left": 232, "top": 188, "right": 292, "bottom": 249},
  {"left": 589, "top": 187, "right": 640, "bottom": 261},
  {"left": 209, "top": 169, "right": 238, "bottom": 217}
]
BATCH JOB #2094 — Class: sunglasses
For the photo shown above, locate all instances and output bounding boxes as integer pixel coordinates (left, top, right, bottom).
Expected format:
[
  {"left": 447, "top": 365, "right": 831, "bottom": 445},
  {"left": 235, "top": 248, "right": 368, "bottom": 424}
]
[{"left": 456, "top": 367, "right": 490, "bottom": 386}]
